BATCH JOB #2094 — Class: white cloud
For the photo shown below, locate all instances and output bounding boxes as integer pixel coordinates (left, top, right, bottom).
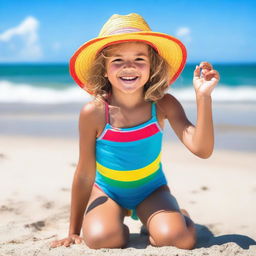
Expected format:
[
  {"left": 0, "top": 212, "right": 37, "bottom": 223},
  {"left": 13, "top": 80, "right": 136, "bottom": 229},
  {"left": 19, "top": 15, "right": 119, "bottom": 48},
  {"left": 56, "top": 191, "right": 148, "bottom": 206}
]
[
  {"left": 176, "top": 27, "right": 191, "bottom": 43},
  {"left": 0, "top": 16, "right": 42, "bottom": 61}
]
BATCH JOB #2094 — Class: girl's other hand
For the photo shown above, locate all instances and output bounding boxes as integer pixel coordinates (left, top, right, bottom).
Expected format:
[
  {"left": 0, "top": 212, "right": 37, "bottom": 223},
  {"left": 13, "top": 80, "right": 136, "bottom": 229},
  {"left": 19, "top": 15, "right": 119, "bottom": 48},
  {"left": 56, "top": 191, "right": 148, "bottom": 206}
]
[
  {"left": 193, "top": 62, "right": 220, "bottom": 96},
  {"left": 50, "top": 234, "right": 84, "bottom": 248}
]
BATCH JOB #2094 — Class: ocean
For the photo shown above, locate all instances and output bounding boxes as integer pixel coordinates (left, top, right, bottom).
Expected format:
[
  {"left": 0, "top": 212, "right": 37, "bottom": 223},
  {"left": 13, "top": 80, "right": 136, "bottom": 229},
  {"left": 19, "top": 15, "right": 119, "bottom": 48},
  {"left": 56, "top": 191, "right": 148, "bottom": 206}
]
[
  {"left": 0, "top": 63, "right": 256, "bottom": 103},
  {"left": 0, "top": 63, "right": 256, "bottom": 152}
]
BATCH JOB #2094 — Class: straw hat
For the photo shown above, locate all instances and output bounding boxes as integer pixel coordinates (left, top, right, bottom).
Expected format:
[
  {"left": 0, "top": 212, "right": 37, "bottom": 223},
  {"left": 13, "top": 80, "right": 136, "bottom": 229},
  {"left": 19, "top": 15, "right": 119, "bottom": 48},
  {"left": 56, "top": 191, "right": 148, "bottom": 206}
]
[{"left": 70, "top": 13, "right": 187, "bottom": 94}]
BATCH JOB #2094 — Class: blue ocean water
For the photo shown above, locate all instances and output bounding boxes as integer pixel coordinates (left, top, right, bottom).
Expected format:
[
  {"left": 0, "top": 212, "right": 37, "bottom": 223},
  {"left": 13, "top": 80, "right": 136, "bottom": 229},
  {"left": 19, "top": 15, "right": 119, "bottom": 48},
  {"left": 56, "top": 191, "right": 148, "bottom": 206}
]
[{"left": 0, "top": 63, "right": 256, "bottom": 103}]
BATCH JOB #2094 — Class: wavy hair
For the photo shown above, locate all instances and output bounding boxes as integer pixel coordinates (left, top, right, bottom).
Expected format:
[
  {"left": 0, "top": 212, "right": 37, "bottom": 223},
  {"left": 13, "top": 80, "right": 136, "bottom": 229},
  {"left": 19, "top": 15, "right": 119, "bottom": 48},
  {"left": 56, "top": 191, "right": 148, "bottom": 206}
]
[{"left": 86, "top": 42, "right": 171, "bottom": 102}]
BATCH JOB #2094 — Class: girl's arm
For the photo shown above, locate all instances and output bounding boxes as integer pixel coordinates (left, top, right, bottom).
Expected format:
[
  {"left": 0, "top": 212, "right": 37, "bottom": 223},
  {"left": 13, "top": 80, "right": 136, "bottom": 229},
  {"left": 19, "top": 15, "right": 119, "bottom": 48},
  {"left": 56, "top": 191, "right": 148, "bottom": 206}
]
[
  {"left": 159, "top": 62, "right": 220, "bottom": 158},
  {"left": 51, "top": 102, "right": 98, "bottom": 247}
]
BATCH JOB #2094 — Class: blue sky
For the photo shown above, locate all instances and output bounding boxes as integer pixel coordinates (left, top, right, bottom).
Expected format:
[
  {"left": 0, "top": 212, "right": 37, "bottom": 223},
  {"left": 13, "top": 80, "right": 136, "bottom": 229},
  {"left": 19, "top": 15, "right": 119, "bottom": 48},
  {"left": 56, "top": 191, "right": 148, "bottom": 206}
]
[{"left": 0, "top": 0, "right": 255, "bottom": 63}]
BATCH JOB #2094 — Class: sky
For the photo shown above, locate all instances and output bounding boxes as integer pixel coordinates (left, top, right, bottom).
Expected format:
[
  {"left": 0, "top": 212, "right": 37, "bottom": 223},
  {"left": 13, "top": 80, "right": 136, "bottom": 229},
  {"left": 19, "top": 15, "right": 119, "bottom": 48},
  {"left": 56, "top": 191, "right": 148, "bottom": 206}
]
[{"left": 0, "top": 0, "right": 255, "bottom": 64}]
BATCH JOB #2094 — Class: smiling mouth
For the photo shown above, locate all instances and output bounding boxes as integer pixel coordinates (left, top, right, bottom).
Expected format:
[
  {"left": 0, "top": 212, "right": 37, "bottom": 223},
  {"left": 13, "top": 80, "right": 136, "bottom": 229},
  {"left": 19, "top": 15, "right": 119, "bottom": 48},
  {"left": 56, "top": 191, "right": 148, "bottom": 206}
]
[{"left": 119, "top": 76, "right": 139, "bottom": 82}]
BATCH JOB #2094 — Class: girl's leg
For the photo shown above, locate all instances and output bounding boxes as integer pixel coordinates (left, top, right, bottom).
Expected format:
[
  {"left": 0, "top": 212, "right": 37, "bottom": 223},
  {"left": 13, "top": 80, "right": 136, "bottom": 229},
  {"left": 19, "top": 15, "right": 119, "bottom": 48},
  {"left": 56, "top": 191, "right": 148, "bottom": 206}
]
[
  {"left": 82, "top": 185, "right": 129, "bottom": 249},
  {"left": 136, "top": 185, "right": 196, "bottom": 249}
]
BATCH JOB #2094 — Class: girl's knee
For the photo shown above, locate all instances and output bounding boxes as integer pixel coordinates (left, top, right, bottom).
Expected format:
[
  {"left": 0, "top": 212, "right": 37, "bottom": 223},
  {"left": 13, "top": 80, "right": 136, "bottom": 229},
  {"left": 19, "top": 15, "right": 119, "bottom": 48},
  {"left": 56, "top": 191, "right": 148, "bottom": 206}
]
[
  {"left": 149, "top": 226, "right": 196, "bottom": 249},
  {"left": 83, "top": 223, "right": 129, "bottom": 249}
]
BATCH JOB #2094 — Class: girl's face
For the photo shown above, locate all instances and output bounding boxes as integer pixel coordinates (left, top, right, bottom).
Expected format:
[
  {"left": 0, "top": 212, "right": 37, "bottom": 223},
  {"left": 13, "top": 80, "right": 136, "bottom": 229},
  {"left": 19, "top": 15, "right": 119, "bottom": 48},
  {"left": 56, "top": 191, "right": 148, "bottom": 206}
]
[{"left": 104, "top": 42, "right": 150, "bottom": 95}]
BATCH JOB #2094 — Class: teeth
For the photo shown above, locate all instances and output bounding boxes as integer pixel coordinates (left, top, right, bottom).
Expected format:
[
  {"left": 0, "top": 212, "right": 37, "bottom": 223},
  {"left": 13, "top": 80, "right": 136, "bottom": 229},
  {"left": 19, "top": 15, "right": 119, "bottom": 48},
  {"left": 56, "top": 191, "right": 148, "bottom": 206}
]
[{"left": 121, "top": 76, "right": 137, "bottom": 80}]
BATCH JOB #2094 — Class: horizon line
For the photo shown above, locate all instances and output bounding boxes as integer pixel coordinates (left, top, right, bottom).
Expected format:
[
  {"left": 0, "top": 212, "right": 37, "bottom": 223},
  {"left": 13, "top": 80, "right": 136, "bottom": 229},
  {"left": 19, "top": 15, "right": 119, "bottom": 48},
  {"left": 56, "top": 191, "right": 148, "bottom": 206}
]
[{"left": 1, "top": 61, "right": 256, "bottom": 65}]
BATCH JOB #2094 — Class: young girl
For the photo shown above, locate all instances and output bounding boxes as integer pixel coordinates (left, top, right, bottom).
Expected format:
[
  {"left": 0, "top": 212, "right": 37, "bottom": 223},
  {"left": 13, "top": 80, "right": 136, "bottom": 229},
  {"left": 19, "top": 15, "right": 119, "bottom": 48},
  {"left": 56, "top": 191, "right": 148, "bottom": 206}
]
[{"left": 51, "top": 13, "right": 219, "bottom": 250}]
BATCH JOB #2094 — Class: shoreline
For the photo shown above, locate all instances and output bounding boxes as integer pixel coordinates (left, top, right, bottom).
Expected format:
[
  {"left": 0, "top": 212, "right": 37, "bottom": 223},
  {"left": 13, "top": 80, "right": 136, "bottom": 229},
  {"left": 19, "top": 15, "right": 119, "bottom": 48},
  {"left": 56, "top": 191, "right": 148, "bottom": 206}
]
[
  {"left": 1, "top": 118, "right": 255, "bottom": 152},
  {"left": 1, "top": 101, "right": 256, "bottom": 152}
]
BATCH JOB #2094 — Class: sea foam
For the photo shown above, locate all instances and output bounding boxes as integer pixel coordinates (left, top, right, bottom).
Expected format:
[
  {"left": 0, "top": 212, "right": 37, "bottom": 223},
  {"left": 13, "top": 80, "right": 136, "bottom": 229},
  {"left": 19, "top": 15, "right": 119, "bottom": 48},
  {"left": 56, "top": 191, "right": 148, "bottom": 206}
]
[
  {"left": 0, "top": 80, "right": 91, "bottom": 104},
  {"left": 0, "top": 80, "right": 256, "bottom": 104}
]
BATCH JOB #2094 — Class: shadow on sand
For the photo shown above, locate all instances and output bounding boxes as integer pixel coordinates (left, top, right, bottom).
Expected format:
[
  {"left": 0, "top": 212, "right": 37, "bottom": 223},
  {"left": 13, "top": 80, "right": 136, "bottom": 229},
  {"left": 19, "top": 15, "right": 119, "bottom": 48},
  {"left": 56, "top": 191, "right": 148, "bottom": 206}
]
[
  {"left": 127, "top": 224, "right": 256, "bottom": 250},
  {"left": 195, "top": 224, "right": 256, "bottom": 249}
]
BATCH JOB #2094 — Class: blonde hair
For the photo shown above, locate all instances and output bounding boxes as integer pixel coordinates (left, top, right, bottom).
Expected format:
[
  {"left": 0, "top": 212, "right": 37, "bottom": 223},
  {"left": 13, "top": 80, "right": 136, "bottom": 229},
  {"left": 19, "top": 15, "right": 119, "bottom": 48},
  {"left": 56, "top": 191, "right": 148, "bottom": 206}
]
[{"left": 86, "top": 42, "right": 171, "bottom": 102}]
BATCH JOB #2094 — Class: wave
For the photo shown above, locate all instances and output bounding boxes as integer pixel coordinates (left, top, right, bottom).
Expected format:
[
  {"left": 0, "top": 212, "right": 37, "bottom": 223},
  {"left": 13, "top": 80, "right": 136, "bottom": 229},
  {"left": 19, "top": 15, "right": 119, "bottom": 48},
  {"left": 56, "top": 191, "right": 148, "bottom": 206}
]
[
  {"left": 170, "top": 84, "right": 256, "bottom": 102},
  {"left": 0, "top": 80, "right": 91, "bottom": 104},
  {"left": 1, "top": 80, "right": 256, "bottom": 104}
]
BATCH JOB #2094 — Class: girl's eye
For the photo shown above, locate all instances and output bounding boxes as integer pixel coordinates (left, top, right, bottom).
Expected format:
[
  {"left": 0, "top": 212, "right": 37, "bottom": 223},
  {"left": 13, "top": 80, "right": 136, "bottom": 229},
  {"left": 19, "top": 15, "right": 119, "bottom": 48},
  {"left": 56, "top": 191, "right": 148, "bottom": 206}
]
[
  {"left": 113, "top": 58, "right": 123, "bottom": 62},
  {"left": 111, "top": 57, "right": 146, "bottom": 63},
  {"left": 135, "top": 58, "right": 145, "bottom": 61}
]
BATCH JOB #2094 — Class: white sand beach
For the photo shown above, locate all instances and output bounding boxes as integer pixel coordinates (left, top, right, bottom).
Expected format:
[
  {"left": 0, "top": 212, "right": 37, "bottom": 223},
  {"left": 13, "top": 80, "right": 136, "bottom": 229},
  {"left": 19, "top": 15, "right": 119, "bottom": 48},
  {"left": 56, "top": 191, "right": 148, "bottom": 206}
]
[{"left": 0, "top": 132, "right": 256, "bottom": 256}]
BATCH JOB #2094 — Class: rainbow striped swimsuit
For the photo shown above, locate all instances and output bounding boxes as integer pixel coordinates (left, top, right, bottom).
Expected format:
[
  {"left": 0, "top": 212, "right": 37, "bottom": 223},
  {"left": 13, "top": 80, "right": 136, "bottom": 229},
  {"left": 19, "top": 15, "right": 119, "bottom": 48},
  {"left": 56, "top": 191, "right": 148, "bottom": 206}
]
[{"left": 95, "top": 101, "right": 168, "bottom": 220}]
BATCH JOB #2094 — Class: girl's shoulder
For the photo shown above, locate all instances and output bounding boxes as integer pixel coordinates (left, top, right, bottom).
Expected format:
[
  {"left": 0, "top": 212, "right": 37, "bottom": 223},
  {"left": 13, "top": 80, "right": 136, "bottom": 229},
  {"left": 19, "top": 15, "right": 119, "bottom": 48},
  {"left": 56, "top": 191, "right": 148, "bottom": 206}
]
[
  {"left": 79, "top": 99, "right": 105, "bottom": 131},
  {"left": 157, "top": 93, "right": 183, "bottom": 118},
  {"left": 80, "top": 99, "right": 104, "bottom": 115},
  {"left": 157, "top": 93, "right": 180, "bottom": 105}
]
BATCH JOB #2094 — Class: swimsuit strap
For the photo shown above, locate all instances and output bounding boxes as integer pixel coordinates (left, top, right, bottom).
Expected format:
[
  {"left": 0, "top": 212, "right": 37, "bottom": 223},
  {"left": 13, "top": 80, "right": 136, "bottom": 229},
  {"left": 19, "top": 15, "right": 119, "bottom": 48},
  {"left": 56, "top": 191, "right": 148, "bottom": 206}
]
[
  {"left": 104, "top": 100, "right": 110, "bottom": 124},
  {"left": 151, "top": 102, "right": 157, "bottom": 119}
]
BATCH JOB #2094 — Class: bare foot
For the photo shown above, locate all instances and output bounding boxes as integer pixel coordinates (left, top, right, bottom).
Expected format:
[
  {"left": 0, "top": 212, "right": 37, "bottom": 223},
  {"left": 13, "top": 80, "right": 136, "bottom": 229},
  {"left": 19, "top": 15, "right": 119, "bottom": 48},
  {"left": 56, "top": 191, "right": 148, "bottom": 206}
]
[{"left": 180, "top": 209, "right": 190, "bottom": 218}]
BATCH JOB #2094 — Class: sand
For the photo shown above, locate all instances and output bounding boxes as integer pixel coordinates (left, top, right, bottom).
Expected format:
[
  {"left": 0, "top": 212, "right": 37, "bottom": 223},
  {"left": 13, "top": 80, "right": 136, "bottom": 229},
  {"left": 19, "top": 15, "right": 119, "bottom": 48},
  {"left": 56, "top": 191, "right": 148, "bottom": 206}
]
[{"left": 0, "top": 135, "right": 256, "bottom": 256}]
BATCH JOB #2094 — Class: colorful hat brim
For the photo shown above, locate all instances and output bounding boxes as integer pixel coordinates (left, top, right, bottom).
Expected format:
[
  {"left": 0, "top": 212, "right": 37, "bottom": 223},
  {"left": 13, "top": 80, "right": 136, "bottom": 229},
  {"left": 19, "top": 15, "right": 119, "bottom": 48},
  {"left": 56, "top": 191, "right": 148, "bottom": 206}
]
[{"left": 70, "top": 31, "right": 187, "bottom": 94}]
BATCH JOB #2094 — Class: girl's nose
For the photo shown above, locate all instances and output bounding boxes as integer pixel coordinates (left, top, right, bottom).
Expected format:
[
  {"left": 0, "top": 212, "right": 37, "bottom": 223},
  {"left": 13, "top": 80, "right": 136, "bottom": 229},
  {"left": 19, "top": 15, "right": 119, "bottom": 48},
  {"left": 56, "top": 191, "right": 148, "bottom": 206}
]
[{"left": 123, "top": 60, "right": 135, "bottom": 68}]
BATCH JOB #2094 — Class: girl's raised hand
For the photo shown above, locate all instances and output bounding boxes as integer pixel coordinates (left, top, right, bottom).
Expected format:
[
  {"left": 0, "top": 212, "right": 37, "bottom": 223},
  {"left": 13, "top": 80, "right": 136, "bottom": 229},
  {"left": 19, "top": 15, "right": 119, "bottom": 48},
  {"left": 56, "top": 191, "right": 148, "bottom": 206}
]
[
  {"left": 193, "top": 62, "right": 220, "bottom": 96},
  {"left": 50, "top": 234, "right": 84, "bottom": 248}
]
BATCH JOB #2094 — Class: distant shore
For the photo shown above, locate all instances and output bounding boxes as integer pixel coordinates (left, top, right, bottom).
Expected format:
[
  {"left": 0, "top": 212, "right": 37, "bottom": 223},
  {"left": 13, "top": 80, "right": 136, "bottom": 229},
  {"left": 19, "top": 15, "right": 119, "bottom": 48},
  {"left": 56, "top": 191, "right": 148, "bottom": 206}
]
[{"left": 1, "top": 101, "right": 256, "bottom": 152}]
